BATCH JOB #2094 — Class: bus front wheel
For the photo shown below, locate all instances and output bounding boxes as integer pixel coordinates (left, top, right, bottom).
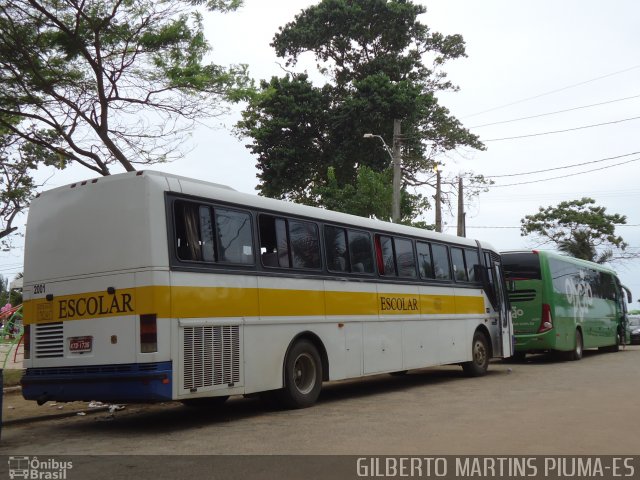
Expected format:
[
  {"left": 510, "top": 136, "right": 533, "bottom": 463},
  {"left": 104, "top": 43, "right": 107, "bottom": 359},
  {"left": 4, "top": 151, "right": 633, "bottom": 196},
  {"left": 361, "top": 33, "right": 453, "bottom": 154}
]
[
  {"left": 567, "top": 329, "right": 583, "bottom": 361},
  {"left": 279, "top": 339, "right": 323, "bottom": 409},
  {"left": 462, "top": 331, "right": 490, "bottom": 377}
]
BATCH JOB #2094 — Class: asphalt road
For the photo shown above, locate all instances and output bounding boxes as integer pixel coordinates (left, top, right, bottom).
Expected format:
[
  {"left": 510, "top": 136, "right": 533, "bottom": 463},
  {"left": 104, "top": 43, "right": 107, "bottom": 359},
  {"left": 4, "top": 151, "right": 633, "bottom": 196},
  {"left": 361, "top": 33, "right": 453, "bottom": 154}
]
[{"left": 1, "top": 346, "right": 639, "bottom": 457}]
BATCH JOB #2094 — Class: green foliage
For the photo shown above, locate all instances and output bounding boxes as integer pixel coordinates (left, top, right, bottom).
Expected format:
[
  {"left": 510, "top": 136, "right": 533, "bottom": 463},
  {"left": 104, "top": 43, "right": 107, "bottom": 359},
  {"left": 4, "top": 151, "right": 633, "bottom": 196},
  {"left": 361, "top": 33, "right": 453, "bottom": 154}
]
[
  {"left": 316, "top": 166, "right": 430, "bottom": 224},
  {"left": 0, "top": 275, "right": 22, "bottom": 306},
  {"left": 0, "top": 116, "right": 64, "bottom": 241},
  {"left": 237, "top": 0, "right": 483, "bottom": 221},
  {"left": 521, "top": 197, "right": 627, "bottom": 264},
  {"left": 0, "top": 0, "right": 251, "bottom": 176}
]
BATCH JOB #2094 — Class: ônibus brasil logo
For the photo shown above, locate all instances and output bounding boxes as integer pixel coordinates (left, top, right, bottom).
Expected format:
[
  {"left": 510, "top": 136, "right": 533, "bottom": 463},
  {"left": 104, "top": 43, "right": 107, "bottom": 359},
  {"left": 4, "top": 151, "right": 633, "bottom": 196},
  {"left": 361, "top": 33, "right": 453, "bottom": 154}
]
[{"left": 8, "top": 457, "right": 73, "bottom": 480}]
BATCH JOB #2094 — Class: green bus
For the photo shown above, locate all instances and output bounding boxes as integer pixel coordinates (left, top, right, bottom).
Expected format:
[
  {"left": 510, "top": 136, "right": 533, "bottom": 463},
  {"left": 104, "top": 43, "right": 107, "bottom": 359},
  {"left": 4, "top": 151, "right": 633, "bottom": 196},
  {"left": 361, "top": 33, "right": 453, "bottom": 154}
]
[{"left": 501, "top": 250, "right": 631, "bottom": 361}]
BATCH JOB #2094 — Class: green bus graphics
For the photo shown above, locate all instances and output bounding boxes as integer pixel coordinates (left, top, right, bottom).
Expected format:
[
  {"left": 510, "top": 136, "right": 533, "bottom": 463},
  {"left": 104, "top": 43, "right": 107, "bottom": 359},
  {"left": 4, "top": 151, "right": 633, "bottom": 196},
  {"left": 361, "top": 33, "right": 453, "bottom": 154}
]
[{"left": 502, "top": 251, "right": 631, "bottom": 360}]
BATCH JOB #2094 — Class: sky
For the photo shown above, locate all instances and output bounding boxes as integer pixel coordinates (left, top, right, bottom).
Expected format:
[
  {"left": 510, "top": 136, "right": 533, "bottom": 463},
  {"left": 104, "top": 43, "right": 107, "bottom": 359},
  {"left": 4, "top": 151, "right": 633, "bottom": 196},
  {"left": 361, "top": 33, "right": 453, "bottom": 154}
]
[{"left": 2, "top": 0, "right": 639, "bottom": 303}]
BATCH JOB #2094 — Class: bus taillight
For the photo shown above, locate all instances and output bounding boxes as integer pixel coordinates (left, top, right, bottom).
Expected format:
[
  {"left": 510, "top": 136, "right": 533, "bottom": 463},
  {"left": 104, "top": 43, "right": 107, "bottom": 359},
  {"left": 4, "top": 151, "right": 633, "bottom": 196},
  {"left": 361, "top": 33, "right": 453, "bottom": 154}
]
[
  {"left": 24, "top": 324, "right": 30, "bottom": 359},
  {"left": 140, "top": 314, "right": 157, "bottom": 353},
  {"left": 538, "top": 303, "right": 553, "bottom": 333}
]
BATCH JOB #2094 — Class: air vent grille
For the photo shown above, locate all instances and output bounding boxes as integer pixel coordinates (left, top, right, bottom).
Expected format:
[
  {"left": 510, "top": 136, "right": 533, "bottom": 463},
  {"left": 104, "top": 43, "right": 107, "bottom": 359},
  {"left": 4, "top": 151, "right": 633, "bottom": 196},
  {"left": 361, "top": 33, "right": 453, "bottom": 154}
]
[
  {"left": 35, "top": 322, "right": 64, "bottom": 358},
  {"left": 183, "top": 325, "right": 240, "bottom": 391}
]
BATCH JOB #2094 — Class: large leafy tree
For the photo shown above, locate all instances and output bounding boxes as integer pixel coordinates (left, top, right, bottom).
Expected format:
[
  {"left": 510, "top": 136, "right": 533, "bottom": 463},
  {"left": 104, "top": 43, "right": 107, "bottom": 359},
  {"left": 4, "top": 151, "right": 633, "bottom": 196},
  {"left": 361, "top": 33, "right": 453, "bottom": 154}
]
[
  {"left": 0, "top": 0, "right": 250, "bottom": 244},
  {"left": 237, "top": 0, "right": 483, "bottom": 222},
  {"left": 520, "top": 197, "right": 628, "bottom": 264},
  {"left": 0, "top": 116, "right": 63, "bottom": 242},
  {"left": 0, "top": 0, "right": 251, "bottom": 176}
]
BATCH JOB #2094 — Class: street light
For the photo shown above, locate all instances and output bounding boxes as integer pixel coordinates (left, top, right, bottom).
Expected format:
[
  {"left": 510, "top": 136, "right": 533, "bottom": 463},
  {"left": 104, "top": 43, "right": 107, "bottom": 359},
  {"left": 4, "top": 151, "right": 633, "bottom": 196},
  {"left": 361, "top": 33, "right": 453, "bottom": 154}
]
[
  {"left": 363, "top": 133, "right": 393, "bottom": 160},
  {"left": 364, "top": 123, "right": 402, "bottom": 223}
]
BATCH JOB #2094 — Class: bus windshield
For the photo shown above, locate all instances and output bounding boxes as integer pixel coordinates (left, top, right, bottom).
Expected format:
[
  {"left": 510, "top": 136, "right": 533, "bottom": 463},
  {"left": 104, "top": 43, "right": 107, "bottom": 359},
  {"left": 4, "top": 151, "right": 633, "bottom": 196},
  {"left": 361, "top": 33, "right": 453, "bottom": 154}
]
[{"left": 502, "top": 252, "right": 541, "bottom": 281}]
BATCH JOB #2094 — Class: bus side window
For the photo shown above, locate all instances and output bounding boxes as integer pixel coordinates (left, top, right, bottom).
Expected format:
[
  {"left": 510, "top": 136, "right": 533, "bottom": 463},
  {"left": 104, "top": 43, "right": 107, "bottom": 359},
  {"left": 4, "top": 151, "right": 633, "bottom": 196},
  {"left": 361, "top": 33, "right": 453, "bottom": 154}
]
[
  {"left": 450, "top": 247, "right": 468, "bottom": 282},
  {"left": 275, "top": 218, "right": 290, "bottom": 268},
  {"left": 347, "top": 229, "right": 374, "bottom": 274},
  {"left": 325, "top": 226, "right": 349, "bottom": 272},
  {"left": 259, "top": 214, "right": 282, "bottom": 268},
  {"left": 417, "top": 242, "right": 434, "bottom": 279},
  {"left": 214, "top": 208, "right": 253, "bottom": 265},
  {"left": 289, "top": 220, "right": 321, "bottom": 269},
  {"left": 395, "top": 238, "right": 417, "bottom": 278},
  {"left": 431, "top": 243, "right": 451, "bottom": 281},
  {"left": 175, "top": 200, "right": 207, "bottom": 261},
  {"left": 465, "top": 248, "right": 480, "bottom": 283},
  {"left": 376, "top": 235, "right": 397, "bottom": 277}
]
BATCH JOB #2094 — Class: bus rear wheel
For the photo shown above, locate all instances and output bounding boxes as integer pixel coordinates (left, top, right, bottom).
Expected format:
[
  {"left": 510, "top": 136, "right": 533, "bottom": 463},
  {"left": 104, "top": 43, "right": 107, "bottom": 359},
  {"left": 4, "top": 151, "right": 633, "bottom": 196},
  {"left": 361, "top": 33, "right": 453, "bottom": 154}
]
[
  {"left": 279, "top": 339, "right": 323, "bottom": 409},
  {"left": 462, "top": 331, "right": 490, "bottom": 377},
  {"left": 567, "top": 329, "right": 583, "bottom": 361}
]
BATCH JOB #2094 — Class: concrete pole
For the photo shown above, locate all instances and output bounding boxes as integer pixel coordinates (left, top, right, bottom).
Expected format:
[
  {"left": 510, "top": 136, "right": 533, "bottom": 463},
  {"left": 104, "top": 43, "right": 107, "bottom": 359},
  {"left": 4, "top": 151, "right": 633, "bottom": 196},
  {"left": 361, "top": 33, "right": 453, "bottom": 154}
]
[
  {"left": 435, "top": 170, "right": 442, "bottom": 233},
  {"left": 392, "top": 119, "right": 402, "bottom": 224},
  {"left": 457, "top": 176, "right": 466, "bottom": 237}
]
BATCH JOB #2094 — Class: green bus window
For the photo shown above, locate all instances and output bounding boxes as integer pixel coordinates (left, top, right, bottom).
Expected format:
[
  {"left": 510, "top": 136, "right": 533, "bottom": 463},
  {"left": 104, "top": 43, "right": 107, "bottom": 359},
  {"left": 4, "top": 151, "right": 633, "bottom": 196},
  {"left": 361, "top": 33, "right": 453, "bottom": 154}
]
[
  {"left": 431, "top": 243, "right": 451, "bottom": 280},
  {"left": 395, "top": 238, "right": 417, "bottom": 278},
  {"left": 417, "top": 242, "right": 434, "bottom": 279},
  {"left": 451, "top": 247, "right": 468, "bottom": 282}
]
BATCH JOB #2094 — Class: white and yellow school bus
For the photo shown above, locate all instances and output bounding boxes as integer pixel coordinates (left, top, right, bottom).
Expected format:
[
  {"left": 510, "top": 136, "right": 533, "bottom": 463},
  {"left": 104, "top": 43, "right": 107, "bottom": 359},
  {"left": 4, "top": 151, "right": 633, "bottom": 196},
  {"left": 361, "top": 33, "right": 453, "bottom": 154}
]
[{"left": 21, "top": 171, "right": 513, "bottom": 408}]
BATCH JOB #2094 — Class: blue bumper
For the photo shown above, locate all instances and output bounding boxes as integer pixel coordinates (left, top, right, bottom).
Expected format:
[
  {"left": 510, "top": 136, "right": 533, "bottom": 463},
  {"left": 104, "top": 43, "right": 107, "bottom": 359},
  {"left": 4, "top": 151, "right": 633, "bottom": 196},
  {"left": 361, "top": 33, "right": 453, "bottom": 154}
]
[{"left": 21, "top": 361, "right": 173, "bottom": 403}]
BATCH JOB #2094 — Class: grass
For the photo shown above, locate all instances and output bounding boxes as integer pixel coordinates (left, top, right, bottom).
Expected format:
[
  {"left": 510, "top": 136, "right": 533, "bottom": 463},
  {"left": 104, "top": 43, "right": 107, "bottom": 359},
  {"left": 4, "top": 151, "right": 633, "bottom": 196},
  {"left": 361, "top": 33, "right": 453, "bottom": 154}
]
[{"left": 2, "top": 369, "right": 22, "bottom": 387}]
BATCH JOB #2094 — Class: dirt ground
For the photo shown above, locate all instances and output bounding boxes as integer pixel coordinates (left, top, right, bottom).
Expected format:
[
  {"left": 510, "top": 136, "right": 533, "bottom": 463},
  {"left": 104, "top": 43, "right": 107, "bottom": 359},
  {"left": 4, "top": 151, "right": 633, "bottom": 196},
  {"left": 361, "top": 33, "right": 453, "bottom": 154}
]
[{"left": 1, "top": 345, "right": 639, "bottom": 455}]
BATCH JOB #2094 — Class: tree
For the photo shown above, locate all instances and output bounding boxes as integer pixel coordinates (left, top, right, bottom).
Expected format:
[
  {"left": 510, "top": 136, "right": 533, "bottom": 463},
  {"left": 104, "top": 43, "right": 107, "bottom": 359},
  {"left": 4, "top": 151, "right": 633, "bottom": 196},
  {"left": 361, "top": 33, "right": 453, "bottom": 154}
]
[
  {"left": 0, "top": 0, "right": 251, "bottom": 176},
  {"left": 237, "top": 0, "right": 483, "bottom": 222},
  {"left": 316, "top": 165, "right": 429, "bottom": 224},
  {"left": 520, "top": 197, "right": 628, "bottom": 264}
]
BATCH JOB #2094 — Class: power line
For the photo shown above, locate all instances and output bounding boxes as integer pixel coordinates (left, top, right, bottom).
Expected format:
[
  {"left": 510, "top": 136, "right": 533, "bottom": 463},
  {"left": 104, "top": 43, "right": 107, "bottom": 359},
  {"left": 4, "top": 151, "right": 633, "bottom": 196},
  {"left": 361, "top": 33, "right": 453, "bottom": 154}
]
[
  {"left": 469, "top": 93, "right": 640, "bottom": 129},
  {"left": 463, "top": 64, "right": 640, "bottom": 119},
  {"left": 483, "top": 151, "right": 640, "bottom": 178},
  {"left": 482, "top": 115, "right": 640, "bottom": 142},
  {"left": 488, "top": 157, "right": 640, "bottom": 188},
  {"left": 467, "top": 224, "right": 640, "bottom": 229}
]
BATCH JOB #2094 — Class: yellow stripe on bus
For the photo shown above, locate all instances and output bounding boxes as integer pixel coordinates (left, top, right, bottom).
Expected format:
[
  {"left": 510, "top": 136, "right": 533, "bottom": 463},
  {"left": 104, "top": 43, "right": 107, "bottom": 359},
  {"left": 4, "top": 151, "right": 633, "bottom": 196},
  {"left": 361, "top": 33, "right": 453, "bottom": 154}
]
[{"left": 23, "top": 286, "right": 486, "bottom": 324}]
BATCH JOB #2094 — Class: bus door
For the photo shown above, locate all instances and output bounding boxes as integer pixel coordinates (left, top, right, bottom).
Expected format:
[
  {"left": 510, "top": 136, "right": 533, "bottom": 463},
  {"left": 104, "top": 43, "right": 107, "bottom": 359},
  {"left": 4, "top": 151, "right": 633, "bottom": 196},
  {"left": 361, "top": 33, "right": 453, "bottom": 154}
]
[
  {"left": 492, "top": 260, "right": 514, "bottom": 357},
  {"left": 482, "top": 249, "right": 513, "bottom": 357},
  {"left": 617, "top": 282, "right": 633, "bottom": 345}
]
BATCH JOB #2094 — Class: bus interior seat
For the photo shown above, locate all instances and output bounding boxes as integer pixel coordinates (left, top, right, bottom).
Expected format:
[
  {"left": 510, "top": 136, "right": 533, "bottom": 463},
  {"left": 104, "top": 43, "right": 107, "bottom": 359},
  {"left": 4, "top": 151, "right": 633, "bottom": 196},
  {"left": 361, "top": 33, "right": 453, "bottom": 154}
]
[{"left": 262, "top": 252, "right": 278, "bottom": 267}]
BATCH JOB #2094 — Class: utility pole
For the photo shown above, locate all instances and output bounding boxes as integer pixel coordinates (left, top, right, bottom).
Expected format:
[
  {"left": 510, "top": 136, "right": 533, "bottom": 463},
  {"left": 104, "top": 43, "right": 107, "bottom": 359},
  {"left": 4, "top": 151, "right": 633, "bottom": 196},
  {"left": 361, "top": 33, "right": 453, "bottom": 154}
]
[
  {"left": 391, "top": 119, "right": 402, "bottom": 224},
  {"left": 435, "top": 169, "right": 442, "bottom": 233},
  {"left": 456, "top": 176, "right": 466, "bottom": 237}
]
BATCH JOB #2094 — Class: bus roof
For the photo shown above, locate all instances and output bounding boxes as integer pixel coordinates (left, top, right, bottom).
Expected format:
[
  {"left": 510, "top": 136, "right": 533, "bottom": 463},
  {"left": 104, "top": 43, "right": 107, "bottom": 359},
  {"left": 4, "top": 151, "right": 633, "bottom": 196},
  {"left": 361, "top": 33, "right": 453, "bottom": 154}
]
[
  {"left": 34, "top": 170, "right": 498, "bottom": 252},
  {"left": 502, "top": 250, "right": 617, "bottom": 274}
]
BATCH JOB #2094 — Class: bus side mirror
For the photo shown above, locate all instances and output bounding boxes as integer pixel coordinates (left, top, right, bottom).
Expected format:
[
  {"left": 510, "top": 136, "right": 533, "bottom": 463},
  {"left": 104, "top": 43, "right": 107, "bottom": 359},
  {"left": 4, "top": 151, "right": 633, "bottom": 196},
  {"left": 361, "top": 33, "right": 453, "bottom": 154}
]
[{"left": 622, "top": 285, "right": 632, "bottom": 303}]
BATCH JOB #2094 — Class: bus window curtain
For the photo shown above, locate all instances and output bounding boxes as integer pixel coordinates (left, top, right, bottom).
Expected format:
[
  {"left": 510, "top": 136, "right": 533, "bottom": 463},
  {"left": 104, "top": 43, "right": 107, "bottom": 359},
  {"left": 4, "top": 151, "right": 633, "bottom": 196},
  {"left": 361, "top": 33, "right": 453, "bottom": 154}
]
[{"left": 183, "top": 204, "right": 202, "bottom": 261}]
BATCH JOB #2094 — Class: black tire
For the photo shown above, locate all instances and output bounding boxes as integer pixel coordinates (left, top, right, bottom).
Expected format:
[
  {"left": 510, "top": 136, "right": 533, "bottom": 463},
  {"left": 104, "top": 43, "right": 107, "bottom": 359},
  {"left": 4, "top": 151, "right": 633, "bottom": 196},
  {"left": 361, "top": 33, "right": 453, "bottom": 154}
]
[
  {"left": 181, "top": 395, "right": 229, "bottom": 408},
  {"left": 278, "top": 339, "right": 323, "bottom": 409},
  {"left": 462, "top": 331, "right": 490, "bottom": 377},
  {"left": 567, "top": 329, "right": 583, "bottom": 361}
]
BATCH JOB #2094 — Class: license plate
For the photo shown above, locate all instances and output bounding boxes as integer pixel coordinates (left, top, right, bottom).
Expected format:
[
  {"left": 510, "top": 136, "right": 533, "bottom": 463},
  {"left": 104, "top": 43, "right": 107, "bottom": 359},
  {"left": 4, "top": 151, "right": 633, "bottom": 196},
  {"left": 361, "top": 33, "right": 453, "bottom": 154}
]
[{"left": 69, "top": 336, "right": 93, "bottom": 353}]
